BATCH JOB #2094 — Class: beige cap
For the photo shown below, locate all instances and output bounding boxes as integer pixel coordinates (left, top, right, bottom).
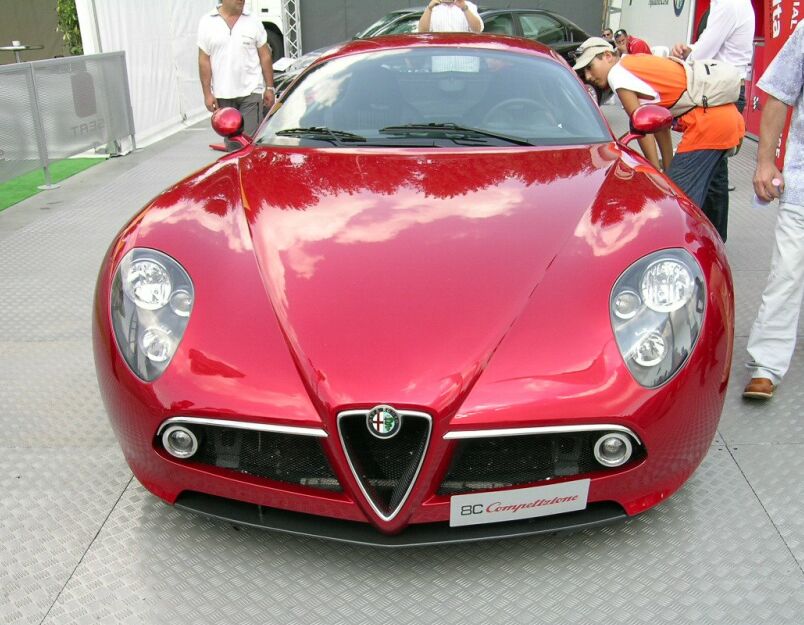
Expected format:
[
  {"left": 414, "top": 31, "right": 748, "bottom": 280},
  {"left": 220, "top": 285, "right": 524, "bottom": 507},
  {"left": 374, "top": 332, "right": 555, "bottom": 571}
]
[{"left": 572, "top": 37, "right": 615, "bottom": 71}]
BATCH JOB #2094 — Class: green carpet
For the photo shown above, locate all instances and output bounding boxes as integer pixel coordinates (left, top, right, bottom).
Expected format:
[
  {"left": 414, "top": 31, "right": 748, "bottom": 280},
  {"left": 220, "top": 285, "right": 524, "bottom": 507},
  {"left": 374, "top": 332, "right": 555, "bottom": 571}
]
[{"left": 0, "top": 158, "right": 106, "bottom": 212}]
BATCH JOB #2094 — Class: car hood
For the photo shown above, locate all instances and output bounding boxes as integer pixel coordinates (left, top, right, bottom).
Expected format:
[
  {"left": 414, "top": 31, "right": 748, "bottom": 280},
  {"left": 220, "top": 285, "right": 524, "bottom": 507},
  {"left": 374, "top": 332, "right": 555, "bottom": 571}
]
[{"left": 235, "top": 144, "right": 665, "bottom": 415}]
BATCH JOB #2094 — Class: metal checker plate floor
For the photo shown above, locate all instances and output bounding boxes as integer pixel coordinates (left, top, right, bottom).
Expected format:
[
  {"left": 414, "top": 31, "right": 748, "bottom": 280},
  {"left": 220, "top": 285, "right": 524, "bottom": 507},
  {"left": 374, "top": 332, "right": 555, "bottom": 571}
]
[{"left": 2, "top": 108, "right": 803, "bottom": 625}]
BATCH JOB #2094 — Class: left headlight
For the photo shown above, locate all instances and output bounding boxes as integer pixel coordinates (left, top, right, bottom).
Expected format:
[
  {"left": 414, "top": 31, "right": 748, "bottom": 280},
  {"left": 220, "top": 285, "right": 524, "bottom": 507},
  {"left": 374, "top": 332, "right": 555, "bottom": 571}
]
[
  {"left": 110, "top": 248, "right": 194, "bottom": 382},
  {"left": 610, "top": 249, "right": 705, "bottom": 388}
]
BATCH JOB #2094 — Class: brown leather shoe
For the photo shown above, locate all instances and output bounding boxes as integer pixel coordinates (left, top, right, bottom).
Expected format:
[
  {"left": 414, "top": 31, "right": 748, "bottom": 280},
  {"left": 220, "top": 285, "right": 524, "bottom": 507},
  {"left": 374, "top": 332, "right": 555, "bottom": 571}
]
[{"left": 742, "top": 377, "right": 775, "bottom": 400}]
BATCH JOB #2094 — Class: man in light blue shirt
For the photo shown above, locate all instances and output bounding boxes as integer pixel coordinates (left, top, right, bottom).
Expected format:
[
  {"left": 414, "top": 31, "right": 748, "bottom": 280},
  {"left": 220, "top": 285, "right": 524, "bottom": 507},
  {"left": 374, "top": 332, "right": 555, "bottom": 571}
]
[{"left": 744, "top": 22, "right": 804, "bottom": 399}]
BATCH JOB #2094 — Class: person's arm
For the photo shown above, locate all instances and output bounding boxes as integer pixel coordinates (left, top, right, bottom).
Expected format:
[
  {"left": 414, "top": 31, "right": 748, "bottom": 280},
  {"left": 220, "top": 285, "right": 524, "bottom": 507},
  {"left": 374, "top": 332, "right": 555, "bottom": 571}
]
[
  {"left": 418, "top": 0, "right": 439, "bottom": 32},
  {"left": 654, "top": 127, "right": 674, "bottom": 171},
  {"left": 617, "top": 88, "right": 661, "bottom": 169},
  {"left": 754, "top": 96, "right": 788, "bottom": 200},
  {"left": 457, "top": 0, "right": 483, "bottom": 33},
  {"left": 199, "top": 49, "right": 217, "bottom": 112},
  {"left": 257, "top": 44, "right": 276, "bottom": 109}
]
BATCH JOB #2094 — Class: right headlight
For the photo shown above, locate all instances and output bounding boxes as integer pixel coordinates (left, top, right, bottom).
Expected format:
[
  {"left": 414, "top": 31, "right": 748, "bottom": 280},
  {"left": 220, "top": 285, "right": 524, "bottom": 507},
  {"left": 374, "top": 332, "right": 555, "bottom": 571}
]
[
  {"left": 110, "top": 248, "right": 194, "bottom": 382},
  {"left": 610, "top": 249, "right": 705, "bottom": 388}
]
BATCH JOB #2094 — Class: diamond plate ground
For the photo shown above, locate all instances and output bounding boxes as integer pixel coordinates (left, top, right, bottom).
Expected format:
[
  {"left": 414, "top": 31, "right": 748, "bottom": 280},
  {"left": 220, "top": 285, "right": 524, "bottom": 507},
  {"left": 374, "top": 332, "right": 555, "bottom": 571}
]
[
  {"left": 41, "top": 448, "right": 804, "bottom": 625},
  {"left": 731, "top": 444, "right": 804, "bottom": 565},
  {"left": 3, "top": 110, "right": 803, "bottom": 625},
  {"left": 0, "top": 449, "right": 131, "bottom": 625}
]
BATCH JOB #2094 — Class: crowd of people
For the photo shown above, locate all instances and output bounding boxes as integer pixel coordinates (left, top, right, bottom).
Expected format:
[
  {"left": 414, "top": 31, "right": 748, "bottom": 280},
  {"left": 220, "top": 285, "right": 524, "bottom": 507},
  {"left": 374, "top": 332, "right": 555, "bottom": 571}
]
[{"left": 197, "top": 0, "right": 803, "bottom": 402}]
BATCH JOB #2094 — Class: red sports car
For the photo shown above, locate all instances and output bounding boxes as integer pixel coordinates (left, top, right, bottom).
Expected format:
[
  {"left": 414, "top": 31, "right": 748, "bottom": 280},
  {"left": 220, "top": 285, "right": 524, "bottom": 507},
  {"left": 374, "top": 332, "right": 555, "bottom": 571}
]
[{"left": 93, "top": 34, "right": 733, "bottom": 546}]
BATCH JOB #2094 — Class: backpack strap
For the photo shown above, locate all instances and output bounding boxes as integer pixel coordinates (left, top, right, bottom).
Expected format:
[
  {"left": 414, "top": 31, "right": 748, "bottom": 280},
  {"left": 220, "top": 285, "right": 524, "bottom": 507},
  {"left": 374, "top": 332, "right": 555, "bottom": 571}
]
[{"left": 665, "top": 56, "right": 695, "bottom": 118}]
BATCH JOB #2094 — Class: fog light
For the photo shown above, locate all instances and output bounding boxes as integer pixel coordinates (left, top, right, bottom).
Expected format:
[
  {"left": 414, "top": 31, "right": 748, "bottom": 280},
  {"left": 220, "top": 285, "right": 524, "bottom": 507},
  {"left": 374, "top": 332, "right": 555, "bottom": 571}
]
[
  {"left": 594, "top": 433, "right": 633, "bottom": 467},
  {"left": 162, "top": 425, "right": 198, "bottom": 459}
]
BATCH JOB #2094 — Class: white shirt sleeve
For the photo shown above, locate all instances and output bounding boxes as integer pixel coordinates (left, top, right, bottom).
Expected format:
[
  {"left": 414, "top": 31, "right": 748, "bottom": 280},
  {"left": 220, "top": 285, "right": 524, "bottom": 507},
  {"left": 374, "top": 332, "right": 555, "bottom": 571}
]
[
  {"left": 197, "top": 16, "right": 211, "bottom": 55},
  {"left": 608, "top": 62, "right": 660, "bottom": 102}
]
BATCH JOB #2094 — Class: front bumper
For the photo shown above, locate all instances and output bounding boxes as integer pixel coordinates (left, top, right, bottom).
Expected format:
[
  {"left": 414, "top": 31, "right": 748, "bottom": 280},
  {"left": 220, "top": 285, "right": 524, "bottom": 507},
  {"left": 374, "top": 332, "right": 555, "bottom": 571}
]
[{"left": 176, "top": 491, "right": 627, "bottom": 547}]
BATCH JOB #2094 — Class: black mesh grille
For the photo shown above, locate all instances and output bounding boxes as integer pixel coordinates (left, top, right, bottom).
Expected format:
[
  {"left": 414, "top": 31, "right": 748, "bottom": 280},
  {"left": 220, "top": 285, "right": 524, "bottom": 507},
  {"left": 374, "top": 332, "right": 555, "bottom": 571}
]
[
  {"left": 339, "top": 413, "right": 430, "bottom": 517},
  {"left": 438, "top": 431, "right": 644, "bottom": 495},
  {"left": 161, "top": 424, "right": 341, "bottom": 492}
]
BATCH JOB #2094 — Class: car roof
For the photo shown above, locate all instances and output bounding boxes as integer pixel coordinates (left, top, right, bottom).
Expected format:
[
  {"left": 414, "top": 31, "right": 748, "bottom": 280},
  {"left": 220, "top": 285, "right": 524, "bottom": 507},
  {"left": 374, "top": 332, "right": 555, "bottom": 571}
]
[{"left": 315, "top": 32, "right": 558, "bottom": 64}]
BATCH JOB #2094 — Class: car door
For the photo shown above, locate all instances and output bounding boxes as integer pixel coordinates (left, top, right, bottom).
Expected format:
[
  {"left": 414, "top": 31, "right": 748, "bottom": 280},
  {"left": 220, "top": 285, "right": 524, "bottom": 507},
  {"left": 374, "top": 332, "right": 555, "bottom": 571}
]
[{"left": 516, "top": 12, "right": 576, "bottom": 63}]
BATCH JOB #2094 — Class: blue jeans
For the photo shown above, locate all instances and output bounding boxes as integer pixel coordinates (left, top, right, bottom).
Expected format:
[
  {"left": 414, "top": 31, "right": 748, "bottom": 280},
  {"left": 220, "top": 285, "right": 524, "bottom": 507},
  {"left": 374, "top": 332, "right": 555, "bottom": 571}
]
[{"left": 667, "top": 149, "right": 729, "bottom": 240}]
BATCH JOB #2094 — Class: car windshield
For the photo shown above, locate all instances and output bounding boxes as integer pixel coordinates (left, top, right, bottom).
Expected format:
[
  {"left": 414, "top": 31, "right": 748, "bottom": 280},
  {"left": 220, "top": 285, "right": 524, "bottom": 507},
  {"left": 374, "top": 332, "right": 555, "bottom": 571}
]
[
  {"left": 353, "top": 11, "right": 413, "bottom": 39},
  {"left": 257, "top": 47, "right": 610, "bottom": 148}
]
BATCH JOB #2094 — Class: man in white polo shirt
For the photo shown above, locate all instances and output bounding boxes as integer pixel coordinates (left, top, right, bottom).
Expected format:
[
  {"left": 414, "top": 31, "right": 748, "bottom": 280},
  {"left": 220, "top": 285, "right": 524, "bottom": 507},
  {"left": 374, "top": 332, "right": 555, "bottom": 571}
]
[
  {"left": 417, "top": 0, "right": 484, "bottom": 33},
  {"left": 198, "top": 0, "right": 275, "bottom": 144}
]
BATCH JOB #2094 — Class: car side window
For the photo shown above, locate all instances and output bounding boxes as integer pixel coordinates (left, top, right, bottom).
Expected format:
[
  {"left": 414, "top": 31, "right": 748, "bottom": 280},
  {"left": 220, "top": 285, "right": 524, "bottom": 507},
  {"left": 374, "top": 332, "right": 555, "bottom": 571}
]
[
  {"left": 568, "top": 26, "right": 588, "bottom": 43},
  {"left": 380, "top": 16, "right": 420, "bottom": 35},
  {"left": 483, "top": 14, "right": 515, "bottom": 36},
  {"left": 519, "top": 14, "right": 566, "bottom": 45}
]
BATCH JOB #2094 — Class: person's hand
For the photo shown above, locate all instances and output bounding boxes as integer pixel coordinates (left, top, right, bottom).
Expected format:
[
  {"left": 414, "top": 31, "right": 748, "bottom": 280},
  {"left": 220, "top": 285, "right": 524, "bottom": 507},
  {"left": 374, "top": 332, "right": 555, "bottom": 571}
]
[
  {"left": 204, "top": 93, "right": 218, "bottom": 113},
  {"left": 670, "top": 43, "right": 691, "bottom": 59},
  {"left": 754, "top": 161, "right": 785, "bottom": 201},
  {"left": 263, "top": 88, "right": 276, "bottom": 110},
  {"left": 455, "top": 0, "right": 468, "bottom": 8},
  {"left": 615, "top": 39, "right": 627, "bottom": 54},
  {"left": 427, "top": 0, "right": 441, "bottom": 8}
]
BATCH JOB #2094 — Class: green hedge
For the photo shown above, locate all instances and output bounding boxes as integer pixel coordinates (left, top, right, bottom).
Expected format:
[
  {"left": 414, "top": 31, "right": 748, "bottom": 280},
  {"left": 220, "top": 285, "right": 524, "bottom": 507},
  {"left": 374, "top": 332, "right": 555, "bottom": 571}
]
[{"left": 56, "top": 0, "right": 83, "bottom": 56}]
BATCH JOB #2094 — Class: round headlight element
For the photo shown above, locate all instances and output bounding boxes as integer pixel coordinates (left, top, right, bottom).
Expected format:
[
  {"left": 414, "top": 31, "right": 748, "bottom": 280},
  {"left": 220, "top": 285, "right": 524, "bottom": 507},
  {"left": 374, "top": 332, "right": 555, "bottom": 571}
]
[
  {"left": 141, "top": 326, "right": 174, "bottom": 363},
  {"left": 613, "top": 289, "right": 641, "bottom": 320},
  {"left": 124, "top": 259, "right": 172, "bottom": 310},
  {"left": 594, "top": 433, "right": 633, "bottom": 467},
  {"left": 640, "top": 259, "right": 694, "bottom": 313},
  {"left": 162, "top": 425, "right": 199, "bottom": 459},
  {"left": 169, "top": 289, "right": 193, "bottom": 317},
  {"left": 633, "top": 331, "right": 667, "bottom": 367}
]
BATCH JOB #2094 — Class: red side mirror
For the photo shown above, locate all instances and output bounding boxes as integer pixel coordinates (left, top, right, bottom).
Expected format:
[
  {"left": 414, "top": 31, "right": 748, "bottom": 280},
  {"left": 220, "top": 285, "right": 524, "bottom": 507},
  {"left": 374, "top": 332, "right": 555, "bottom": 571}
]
[
  {"left": 620, "top": 104, "right": 673, "bottom": 146},
  {"left": 211, "top": 107, "right": 251, "bottom": 148}
]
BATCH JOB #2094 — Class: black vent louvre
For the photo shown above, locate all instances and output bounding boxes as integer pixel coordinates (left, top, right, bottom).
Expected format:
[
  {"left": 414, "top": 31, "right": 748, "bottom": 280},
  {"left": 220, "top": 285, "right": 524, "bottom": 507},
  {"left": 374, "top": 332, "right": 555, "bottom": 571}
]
[
  {"left": 339, "top": 413, "right": 431, "bottom": 518},
  {"left": 161, "top": 424, "right": 341, "bottom": 492},
  {"left": 439, "top": 432, "right": 644, "bottom": 495}
]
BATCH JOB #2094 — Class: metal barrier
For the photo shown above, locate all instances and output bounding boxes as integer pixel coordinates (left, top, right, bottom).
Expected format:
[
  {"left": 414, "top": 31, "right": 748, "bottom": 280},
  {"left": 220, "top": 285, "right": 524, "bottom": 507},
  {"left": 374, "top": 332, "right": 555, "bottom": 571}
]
[{"left": 0, "top": 52, "right": 135, "bottom": 187}]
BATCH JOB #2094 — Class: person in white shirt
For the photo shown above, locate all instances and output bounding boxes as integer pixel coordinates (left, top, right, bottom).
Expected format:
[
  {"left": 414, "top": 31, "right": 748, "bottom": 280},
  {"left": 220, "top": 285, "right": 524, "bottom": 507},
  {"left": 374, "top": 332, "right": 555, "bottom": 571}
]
[
  {"left": 670, "top": 0, "right": 755, "bottom": 240},
  {"left": 198, "top": 0, "right": 275, "bottom": 144},
  {"left": 671, "top": 0, "right": 755, "bottom": 83},
  {"left": 417, "top": 0, "right": 484, "bottom": 33}
]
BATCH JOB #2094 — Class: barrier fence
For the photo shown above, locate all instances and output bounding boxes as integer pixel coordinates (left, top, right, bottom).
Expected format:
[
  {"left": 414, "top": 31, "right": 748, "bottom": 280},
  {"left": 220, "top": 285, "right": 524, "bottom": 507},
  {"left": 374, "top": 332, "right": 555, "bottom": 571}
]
[{"left": 0, "top": 52, "right": 135, "bottom": 187}]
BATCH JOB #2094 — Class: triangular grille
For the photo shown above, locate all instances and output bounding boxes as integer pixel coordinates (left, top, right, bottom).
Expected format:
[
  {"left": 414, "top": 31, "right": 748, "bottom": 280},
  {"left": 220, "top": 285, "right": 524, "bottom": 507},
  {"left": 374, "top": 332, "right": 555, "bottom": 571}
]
[{"left": 338, "top": 409, "right": 431, "bottom": 521}]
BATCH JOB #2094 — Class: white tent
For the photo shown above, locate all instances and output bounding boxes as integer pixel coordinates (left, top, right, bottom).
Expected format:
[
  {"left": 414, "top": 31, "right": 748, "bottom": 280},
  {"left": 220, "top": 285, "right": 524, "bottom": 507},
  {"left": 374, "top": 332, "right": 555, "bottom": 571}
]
[{"left": 76, "top": 0, "right": 215, "bottom": 148}]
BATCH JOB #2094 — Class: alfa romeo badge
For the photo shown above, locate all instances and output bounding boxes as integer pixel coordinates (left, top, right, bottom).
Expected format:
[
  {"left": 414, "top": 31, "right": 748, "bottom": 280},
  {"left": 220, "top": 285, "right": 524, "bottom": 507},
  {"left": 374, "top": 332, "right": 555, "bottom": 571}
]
[{"left": 366, "top": 405, "right": 402, "bottom": 439}]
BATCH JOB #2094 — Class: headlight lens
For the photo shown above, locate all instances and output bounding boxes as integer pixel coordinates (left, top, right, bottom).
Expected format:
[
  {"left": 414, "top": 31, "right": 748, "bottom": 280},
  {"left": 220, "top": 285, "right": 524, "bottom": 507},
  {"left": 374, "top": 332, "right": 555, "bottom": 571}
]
[
  {"left": 111, "top": 249, "right": 194, "bottom": 381},
  {"left": 610, "top": 249, "right": 705, "bottom": 388}
]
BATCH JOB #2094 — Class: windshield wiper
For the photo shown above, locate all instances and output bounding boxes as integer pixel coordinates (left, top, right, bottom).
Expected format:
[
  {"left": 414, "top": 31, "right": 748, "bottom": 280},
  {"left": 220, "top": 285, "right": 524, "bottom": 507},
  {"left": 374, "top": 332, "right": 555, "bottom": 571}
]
[
  {"left": 274, "top": 126, "right": 367, "bottom": 144},
  {"left": 379, "top": 123, "right": 533, "bottom": 146}
]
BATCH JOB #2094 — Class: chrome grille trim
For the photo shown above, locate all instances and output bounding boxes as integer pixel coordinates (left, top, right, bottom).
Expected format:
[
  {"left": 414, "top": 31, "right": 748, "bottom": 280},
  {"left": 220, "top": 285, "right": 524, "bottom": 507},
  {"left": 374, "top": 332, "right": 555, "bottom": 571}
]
[
  {"left": 337, "top": 408, "right": 432, "bottom": 522},
  {"left": 444, "top": 424, "right": 641, "bottom": 445},
  {"left": 156, "top": 416, "right": 327, "bottom": 438}
]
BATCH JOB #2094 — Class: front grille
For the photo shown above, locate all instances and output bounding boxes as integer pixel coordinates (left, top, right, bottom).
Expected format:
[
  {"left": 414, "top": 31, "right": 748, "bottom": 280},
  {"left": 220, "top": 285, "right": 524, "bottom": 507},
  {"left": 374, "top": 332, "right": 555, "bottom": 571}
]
[
  {"left": 339, "top": 411, "right": 431, "bottom": 518},
  {"left": 160, "top": 424, "right": 341, "bottom": 492},
  {"left": 438, "top": 431, "right": 644, "bottom": 495}
]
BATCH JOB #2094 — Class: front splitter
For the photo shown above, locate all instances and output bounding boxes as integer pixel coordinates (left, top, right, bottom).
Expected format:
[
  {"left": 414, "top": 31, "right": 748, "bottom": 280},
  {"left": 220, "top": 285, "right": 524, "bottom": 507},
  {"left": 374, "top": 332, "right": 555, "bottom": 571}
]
[{"left": 175, "top": 492, "right": 627, "bottom": 547}]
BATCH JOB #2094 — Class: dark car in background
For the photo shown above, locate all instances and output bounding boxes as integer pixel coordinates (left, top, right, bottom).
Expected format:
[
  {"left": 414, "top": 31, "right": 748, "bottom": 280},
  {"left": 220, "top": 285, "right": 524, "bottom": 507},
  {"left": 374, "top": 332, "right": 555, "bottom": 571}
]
[{"left": 274, "top": 7, "right": 593, "bottom": 95}]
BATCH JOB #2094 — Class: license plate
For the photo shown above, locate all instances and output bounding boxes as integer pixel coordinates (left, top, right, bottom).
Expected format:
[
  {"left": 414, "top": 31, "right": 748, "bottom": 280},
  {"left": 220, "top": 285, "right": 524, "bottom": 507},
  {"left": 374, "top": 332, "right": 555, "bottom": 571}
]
[{"left": 449, "top": 479, "right": 590, "bottom": 527}]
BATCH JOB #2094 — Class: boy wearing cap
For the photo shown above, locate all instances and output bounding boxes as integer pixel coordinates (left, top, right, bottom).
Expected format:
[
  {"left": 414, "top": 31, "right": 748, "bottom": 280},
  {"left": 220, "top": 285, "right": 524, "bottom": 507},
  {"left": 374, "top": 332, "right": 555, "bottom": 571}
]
[{"left": 574, "top": 37, "right": 744, "bottom": 241}]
